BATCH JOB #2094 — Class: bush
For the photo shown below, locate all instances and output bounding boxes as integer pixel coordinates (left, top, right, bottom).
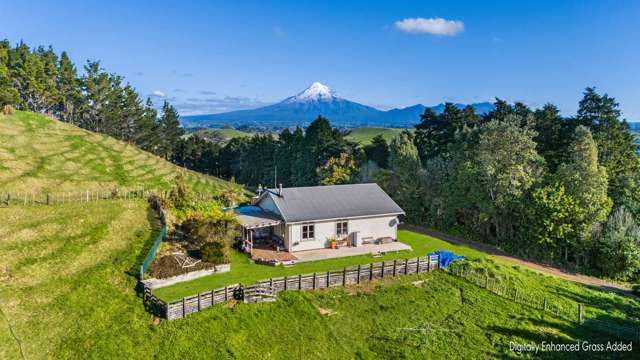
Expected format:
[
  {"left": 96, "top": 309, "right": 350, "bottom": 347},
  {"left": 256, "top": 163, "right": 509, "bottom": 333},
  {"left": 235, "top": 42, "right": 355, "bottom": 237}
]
[
  {"left": 200, "top": 241, "right": 229, "bottom": 265},
  {"left": 2, "top": 105, "right": 14, "bottom": 115}
]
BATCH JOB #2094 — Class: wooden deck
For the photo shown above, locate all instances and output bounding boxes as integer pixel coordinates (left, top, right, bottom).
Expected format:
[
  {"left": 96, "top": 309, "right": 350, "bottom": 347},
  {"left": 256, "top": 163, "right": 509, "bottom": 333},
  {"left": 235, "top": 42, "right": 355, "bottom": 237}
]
[{"left": 251, "top": 246, "right": 298, "bottom": 262}]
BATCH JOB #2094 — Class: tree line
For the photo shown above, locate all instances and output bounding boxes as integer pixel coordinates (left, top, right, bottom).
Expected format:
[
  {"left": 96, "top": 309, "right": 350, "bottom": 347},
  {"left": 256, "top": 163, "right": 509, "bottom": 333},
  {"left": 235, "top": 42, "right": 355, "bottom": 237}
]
[
  {"left": 380, "top": 92, "right": 639, "bottom": 279},
  {"left": 0, "top": 40, "right": 184, "bottom": 159}
]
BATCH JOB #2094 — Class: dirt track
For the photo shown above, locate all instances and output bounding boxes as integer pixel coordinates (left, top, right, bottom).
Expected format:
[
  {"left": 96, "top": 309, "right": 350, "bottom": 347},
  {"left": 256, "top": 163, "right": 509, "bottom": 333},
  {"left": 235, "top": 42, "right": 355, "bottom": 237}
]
[{"left": 400, "top": 224, "right": 633, "bottom": 296}]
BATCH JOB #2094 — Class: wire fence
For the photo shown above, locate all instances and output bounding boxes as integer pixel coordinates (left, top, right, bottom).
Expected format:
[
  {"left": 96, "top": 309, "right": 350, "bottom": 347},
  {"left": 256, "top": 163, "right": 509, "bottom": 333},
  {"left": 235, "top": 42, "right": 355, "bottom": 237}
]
[
  {"left": 0, "top": 188, "right": 220, "bottom": 207},
  {"left": 448, "top": 262, "right": 640, "bottom": 342}
]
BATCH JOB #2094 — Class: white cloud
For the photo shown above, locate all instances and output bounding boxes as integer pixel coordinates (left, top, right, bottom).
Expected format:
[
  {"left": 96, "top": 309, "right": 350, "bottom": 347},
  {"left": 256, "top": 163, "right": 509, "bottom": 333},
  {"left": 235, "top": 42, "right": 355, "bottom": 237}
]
[
  {"left": 152, "top": 90, "right": 166, "bottom": 97},
  {"left": 394, "top": 17, "right": 464, "bottom": 36}
]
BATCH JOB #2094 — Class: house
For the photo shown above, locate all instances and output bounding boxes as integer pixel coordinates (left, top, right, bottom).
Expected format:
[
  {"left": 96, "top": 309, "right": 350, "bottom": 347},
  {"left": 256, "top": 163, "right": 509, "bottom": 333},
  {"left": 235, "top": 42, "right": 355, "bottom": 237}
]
[{"left": 234, "top": 183, "right": 405, "bottom": 260}]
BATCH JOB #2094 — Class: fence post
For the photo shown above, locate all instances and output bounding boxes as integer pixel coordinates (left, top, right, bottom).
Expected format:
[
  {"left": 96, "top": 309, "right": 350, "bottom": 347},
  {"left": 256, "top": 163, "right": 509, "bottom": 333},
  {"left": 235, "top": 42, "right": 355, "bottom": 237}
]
[
  {"left": 313, "top": 273, "right": 317, "bottom": 289},
  {"left": 369, "top": 264, "right": 373, "bottom": 280},
  {"left": 427, "top": 256, "right": 431, "bottom": 272},
  {"left": 182, "top": 297, "right": 186, "bottom": 318},
  {"left": 416, "top": 257, "right": 421, "bottom": 273},
  {"left": 298, "top": 274, "right": 302, "bottom": 290},
  {"left": 356, "top": 265, "right": 361, "bottom": 284},
  {"left": 437, "top": 253, "right": 441, "bottom": 270},
  {"left": 284, "top": 276, "right": 288, "bottom": 290},
  {"left": 578, "top": 304, "right": 583, "bottom": 323},
  {"left": 270, "top": 278, "right": 273, "bottom": 289},
  {"left": 342, "top": 267, "right": 346, "bottom": 286},
  {"left": 381, "top": 261, "right": 385, "bottom": 278},
  {"left": 197, "top": 293, "right": 201, "bottom": 311},
  {"left": 393, "top": 260, "right": 397, "bottom": 276},
  {"left": 224, "top": 286, "right": 228, "bottom": 301},
  {"left": 404, "top": 258, "right": 409, "bottom": 274},
  {"left": 326, "top": 271, "right": 330, "bottom": 287}
]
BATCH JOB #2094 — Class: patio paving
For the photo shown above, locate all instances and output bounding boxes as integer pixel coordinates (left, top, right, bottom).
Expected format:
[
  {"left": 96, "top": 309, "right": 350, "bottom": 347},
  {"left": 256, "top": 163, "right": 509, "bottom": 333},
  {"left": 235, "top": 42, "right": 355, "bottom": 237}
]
[{"left": 293, "top": 241, "right": 412, "bottom": 263}]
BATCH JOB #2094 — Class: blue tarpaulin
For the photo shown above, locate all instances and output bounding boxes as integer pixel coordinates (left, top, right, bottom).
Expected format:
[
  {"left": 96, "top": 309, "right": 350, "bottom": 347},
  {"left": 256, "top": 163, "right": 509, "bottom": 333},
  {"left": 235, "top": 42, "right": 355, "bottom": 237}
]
[{"left": 428, "top": 250, "right": 465, "bottom": 268}]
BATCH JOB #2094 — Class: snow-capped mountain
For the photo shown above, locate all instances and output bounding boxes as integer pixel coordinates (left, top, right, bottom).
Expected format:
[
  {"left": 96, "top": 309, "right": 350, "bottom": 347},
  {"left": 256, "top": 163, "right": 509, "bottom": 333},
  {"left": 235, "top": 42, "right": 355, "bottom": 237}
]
[
  {"left": 181, "top": 82, "right": 495, "bottom": 128},
  {"left": 283, "top": 82, "right": 337, "bottom": 103}
]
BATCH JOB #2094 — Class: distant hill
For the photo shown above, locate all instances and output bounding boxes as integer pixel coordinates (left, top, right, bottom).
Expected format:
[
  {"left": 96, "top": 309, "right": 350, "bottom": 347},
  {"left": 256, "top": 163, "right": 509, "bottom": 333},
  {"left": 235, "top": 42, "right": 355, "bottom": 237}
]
[
  {"left": 181, "top": 82, "right": 495, "bottom": 129},
  {"left": 186, "top": 128, "right": 252, "bottom": 144},
  {"left": 345, "top": 128, "right": 408, "bottom": 145},
  {"left": 0, "top": 111, "right": 237, "bottom": 193}
]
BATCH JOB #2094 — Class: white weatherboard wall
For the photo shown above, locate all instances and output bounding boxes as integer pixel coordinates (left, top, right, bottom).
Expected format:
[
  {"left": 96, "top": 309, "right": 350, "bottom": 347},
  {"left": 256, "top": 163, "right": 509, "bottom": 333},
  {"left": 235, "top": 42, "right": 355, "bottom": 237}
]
[{"left": 287, "top": 215, "right": 399, "bottom": 252}]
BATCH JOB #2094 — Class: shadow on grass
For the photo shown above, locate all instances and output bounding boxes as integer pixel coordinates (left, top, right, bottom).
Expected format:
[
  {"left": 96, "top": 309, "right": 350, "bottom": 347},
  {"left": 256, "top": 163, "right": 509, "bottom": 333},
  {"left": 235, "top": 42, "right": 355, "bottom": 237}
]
[{"left": 126, "top": 201, "right": 162, "bottom": 281}]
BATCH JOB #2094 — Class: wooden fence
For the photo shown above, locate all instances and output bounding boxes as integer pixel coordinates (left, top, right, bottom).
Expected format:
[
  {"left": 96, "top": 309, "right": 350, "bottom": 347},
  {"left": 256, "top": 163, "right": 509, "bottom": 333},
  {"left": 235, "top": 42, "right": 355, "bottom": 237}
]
[
  {"left": 0, "top": 188, "right": 219, "bottom": 207},
  {"left": 146, "top": 255, "right": 441, "bottom": 320},
  {"left": 448, "top": 263, "right": 640, "bottom": 342}
]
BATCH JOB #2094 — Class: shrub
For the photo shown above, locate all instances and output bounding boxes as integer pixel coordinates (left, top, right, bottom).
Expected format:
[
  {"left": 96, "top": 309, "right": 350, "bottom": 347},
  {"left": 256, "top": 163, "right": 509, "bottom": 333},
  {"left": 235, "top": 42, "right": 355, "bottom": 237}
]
[
  {"left": 2, "top": 105, "right": 14, "bottom": 115},
  {"left": 200, "top": 241, "right": 229, "bottom": 264}
]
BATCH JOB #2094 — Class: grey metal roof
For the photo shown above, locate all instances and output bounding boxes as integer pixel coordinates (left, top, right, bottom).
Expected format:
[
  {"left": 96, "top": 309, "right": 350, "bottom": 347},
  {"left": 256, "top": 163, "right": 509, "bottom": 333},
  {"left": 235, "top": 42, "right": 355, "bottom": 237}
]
[{"left": 261, "top": 183, "right": 404, "bottom": 223}]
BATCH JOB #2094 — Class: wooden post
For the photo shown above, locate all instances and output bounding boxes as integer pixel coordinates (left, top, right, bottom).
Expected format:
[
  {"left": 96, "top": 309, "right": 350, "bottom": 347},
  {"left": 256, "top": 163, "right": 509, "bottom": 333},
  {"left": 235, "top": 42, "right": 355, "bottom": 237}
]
[
  {"left": 224, "top": 286, "right": 228, "bottom": 301},
  {"left": 182, "top": 297, "right": 186, "bottom": 318},
  {"left": 416, "top": 257, "right": 421, "bottom": 273},
  {"left": 284, "top": 276, "right": 288, "bottom": 290},
  {"left": 369, "top": 264, "right": 373, "bottom": 280},
  {"left": 313, "top": 273, "right": 317, "bottom": 289},
  {"left": 342, "top": 267, "right": 346, "bottom": 286},
  {"left": 298, "top": 274, "right": 302, "bottom": 290},
  {"left": 404, "top": 258, "right": 409, "bottom": 274},
  {"left": 270, "top": 278, "right": 273, "bottom": 289},
  {"left": 578, "top": 304, "right": 583, "bottom": 323},
  {"left": 356, "top": 265, "right": 361, "bottom": 284},
  {"left": 381, "top": 261, "right": 385, "bottom": 278},
  {"left": 427, "top": 256, "right": 431, "bottom": 272},
  {"left": 393, "top": 260, "right": 397, "bottom": 276},
  {"left": 326, "top": 271, "right": 330, "bottom": 287},
  {"left": 197, "top": 293, "right": 201, "bottom": 311}
]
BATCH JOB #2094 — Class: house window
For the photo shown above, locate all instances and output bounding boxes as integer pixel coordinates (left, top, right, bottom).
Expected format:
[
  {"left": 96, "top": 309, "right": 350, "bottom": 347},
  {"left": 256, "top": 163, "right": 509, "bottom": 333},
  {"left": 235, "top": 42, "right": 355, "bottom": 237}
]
[
  {"left": 302, "top": 224, "right": 315, "bottom": 241},
  {"left": 336, "top": 221, "right": 348, "bottom": 237}
]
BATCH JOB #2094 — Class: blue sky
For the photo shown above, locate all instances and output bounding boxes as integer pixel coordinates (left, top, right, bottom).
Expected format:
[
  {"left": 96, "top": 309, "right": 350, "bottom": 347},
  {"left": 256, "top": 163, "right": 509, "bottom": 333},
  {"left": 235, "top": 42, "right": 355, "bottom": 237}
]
[{"left": 2, "top": 0, "right": 639, "bottom": 119}]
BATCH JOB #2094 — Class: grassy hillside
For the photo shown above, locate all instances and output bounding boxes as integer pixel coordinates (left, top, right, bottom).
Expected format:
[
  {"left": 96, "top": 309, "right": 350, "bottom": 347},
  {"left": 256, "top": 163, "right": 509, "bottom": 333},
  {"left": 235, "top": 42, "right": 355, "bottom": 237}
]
[
  {"left": 1, "top": 205, "right": 636, "bottom": 359},
  {"left": 0, "top": 111, "right": 238, "bottom": 193},
  {"left": 345, "top": 127, "right": 408, "bottom": 145},
  {"left": 187, "top": 128, "right": 252, "bottom": 144}
]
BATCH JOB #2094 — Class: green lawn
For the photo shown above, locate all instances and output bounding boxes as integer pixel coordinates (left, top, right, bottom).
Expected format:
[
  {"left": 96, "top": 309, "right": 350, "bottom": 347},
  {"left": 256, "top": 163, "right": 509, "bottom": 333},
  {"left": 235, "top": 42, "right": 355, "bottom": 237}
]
[
  {"left": 153, "top": 229, "right": 488, "bottom": 302},
  {"left": 1, "top": 202, "right": 638, "bottom": 359},
  {"left": 0, "top": 111, "right": 238, "bottom": 194}
]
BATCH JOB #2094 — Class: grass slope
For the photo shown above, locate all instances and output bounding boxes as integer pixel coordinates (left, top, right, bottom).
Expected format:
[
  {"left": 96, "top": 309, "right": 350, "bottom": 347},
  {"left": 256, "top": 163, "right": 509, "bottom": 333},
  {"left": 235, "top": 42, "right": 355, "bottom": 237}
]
[
  {"left": 0, "top": 111, "right": 237, "bottom": 193},
  {"left": 0, "top": 204, "right": 636, "bottom": 359},
  {"left": 345, "top": 127, "right": 408, "bottom": 145}
]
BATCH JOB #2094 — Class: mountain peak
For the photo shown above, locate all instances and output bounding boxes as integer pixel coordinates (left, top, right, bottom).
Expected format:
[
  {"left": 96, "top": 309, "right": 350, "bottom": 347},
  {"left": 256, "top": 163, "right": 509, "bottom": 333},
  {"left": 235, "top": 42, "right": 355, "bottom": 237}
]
[{"left": 286, "top": 82, "right": 336, "bottom": 103}]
